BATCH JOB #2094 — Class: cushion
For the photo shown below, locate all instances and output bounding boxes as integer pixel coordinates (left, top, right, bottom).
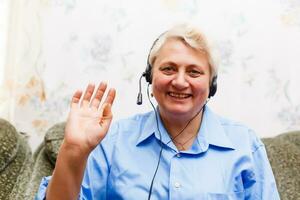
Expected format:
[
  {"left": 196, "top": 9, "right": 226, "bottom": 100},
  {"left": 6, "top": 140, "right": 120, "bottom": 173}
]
[
  {"left": 0, "top": 118, "right": 33, "bottom": 200},
  {"left": 23, "top": 122, "right": 66, "bottom": 199},
  {"left": 262, "top": 131, "right": 300, "bottom": 200},
  {"left": 0, "top": 119, "right": 19, "bottom": 173},
  {"left": 24, "top": 144, "right": 55, "bottom": 199},
  {"left": 44, "top": 122, "right": 66, "bottom": 165}
]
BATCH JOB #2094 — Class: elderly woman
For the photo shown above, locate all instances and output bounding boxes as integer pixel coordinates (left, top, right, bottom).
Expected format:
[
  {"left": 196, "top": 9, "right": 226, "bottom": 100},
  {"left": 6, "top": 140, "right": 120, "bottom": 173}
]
[{"left": 36, "top": 24, "right": 279, "bottom": 200}]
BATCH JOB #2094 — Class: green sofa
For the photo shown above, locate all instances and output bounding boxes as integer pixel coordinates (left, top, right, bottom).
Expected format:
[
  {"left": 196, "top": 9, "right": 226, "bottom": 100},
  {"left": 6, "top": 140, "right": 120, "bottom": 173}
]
[
  {"left": 0, "top": 119, "right": 65, "bottom": 200},
  {"left": 0, "top": 118, "right": 299, "bottom": 199},
  {"left": 0, "top": 119, "right": 33, "bottom": 200}
]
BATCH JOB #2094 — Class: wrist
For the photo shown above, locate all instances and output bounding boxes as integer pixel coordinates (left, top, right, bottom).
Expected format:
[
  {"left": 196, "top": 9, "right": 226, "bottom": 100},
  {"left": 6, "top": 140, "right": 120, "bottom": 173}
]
[{"left": 58, "top": 141, "right": 91, "bottom": 163}]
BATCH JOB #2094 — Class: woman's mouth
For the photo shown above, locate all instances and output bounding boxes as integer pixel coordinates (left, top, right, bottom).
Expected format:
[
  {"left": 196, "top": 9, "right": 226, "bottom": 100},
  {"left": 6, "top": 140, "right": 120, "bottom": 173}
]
[{"left": 168, "top": 92, "right": 192, "bottom": 99}]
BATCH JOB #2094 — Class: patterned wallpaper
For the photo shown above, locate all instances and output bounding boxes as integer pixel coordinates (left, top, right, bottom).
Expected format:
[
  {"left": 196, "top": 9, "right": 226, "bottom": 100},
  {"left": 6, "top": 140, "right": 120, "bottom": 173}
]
[{"left": 0, "top": 0, "right": 300, "bottom": 150}]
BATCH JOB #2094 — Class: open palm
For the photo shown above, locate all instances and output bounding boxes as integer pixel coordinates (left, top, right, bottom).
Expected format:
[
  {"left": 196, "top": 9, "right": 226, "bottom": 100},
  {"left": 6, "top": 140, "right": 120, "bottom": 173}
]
[{"left": 64, "top": 82, "right": 116, "bottom": 154}]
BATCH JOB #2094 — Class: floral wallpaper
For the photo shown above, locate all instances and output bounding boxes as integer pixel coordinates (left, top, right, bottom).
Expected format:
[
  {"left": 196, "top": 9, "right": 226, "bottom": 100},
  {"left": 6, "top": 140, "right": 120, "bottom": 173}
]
[{"left": 0, "top": 0, "right": 300, "bottom": 150}]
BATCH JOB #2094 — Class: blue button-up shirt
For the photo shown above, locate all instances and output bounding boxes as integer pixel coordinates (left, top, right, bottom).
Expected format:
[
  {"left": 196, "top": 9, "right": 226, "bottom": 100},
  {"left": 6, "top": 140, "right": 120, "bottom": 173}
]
[{"left": 36, "top": 106, "right": 280, "bottom": 200}]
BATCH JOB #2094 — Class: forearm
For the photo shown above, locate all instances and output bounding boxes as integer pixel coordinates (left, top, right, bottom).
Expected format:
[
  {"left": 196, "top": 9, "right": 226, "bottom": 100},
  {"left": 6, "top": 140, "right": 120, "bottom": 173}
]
[{"left": 46, "top": 142, "right": 90, "bottom": 200}]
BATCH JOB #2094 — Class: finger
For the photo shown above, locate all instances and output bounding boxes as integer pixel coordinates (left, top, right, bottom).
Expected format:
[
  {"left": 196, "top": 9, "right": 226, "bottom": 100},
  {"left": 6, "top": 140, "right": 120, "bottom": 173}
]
[
  {"left": 90, "top": 82, "right": 107, "bottom": 109},
  {"left": 103, "top": 103, "right": 112, "bottom": 118},
  {"left": 81, "top": 83, "right": 95, "bottom": 107},
  {"left": 103, "top": 88, "right": 116, "bottom": 106},
  {"left": 71, "top": 90, "right": 83, "bottom": 108},
  {"left": 99, "top": 103, "right": 113, "bottom": 128}
]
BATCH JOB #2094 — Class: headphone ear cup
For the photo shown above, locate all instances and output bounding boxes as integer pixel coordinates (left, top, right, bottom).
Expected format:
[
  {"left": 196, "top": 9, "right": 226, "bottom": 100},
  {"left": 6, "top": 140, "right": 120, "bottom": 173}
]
[
  {"left": 144, "top": 64, "right": 152, "bottom": 84},
  {"left": 208, "top": 76, "right": 217, "bottom": 98}
]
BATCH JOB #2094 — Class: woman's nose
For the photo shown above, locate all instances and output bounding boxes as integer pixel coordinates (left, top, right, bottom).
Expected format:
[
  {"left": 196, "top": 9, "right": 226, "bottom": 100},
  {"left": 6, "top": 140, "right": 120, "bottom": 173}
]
[{"left": 171, "top": 72, "right": 189, "bottom": 89}]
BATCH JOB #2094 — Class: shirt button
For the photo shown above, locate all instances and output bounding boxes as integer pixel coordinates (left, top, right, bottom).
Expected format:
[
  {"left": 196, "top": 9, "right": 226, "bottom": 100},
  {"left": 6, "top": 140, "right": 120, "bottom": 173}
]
[
  {"left": 176, "top": 153, "right": 180, "bottom": 158},
  {"left": 174, "top": 182, "right": 181, "bottom": 188},
  {"left": 248, "top": 171, "right": 255, "bottom": 179}
]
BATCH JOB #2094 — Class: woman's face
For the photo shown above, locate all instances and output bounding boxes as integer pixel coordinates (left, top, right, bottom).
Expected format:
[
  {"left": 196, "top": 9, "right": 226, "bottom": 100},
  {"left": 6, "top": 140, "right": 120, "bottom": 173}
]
[{"left": 152, "top": 38, "right": 211, "bottom": 120}]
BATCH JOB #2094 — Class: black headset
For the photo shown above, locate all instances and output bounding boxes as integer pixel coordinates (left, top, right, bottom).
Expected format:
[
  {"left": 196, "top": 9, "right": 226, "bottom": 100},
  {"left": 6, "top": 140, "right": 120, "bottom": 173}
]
[{"left": 137, "top": 36, "right": 217, "bottom": 105}]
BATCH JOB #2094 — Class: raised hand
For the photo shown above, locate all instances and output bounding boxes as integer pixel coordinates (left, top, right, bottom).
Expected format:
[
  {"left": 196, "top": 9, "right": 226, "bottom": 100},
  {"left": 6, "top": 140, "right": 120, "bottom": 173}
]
[{"left": 63, "top": 82, "right": 116, "bottom": 155}]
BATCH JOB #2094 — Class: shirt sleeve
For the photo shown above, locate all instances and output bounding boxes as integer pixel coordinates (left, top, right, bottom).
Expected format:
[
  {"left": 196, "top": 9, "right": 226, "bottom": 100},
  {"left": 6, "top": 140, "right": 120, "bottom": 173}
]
[
  {"left": 35, "top": 176, "right": 84, "bottom": 200},
  {"left": 243, "top": 132, "right": 280, "bottom": 200},
  {"left": 35, "top": 176, "right": 51, "bottom": 200}
]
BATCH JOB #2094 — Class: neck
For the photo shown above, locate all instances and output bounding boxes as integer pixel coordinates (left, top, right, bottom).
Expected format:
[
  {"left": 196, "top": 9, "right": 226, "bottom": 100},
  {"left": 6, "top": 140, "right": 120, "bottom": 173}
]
[{"left": 159, "top": 108, "right": 205, "bottom": 150}]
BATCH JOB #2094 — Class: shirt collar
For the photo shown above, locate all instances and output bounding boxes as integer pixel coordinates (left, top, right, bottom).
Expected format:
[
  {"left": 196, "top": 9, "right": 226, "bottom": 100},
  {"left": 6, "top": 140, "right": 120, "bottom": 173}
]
[
  {"left": 136, "top": 108, "right": 171, "bottom": 146},
  {"left": 136, "top": 106, "right": 235, "bottom": 151},
  {"left": 136, "top": 110, "right": 155, "bottom": 146},
  {"left": 197, "top": 106, "right": 235, "bottom": 150}
]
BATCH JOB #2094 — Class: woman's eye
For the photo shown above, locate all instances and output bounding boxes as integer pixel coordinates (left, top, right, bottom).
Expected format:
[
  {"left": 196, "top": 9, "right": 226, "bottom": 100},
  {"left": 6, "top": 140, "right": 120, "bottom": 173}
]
[
  {"left": 188, "top": 70, "right": 202, "bottom": 77},
  {"left": 162, "top": 66, "right": 173, "bottom": 71},
  {"left": 160, "top": 66, "right": 175, "bottom": 74}
]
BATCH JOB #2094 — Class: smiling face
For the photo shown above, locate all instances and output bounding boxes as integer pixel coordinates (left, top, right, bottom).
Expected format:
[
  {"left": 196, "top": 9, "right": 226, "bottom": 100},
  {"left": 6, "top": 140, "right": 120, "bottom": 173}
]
[{"left": 152, "top": 38, "right": 211, "bottom": 121}]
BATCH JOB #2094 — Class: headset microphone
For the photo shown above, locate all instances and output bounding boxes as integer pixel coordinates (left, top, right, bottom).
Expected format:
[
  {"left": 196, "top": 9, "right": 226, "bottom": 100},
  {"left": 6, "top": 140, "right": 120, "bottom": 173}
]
[
  {"left": 136, "top": 72, "right": 146, "bottom": 105},
  {"left": 136, "top": 93, "right": 142, "bottom": 105}
]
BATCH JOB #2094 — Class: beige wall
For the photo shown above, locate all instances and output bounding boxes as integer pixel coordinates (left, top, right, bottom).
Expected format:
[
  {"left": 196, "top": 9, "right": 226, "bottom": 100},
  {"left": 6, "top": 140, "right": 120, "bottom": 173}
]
[{"left": 1, "top": 0, "right": 300, "bottom": 150}]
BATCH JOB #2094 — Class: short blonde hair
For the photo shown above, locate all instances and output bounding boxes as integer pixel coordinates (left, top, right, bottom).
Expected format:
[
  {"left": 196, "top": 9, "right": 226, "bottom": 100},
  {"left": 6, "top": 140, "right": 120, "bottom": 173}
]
[{"left": 148, "top": 23, "right": 217, "bottom": 82}]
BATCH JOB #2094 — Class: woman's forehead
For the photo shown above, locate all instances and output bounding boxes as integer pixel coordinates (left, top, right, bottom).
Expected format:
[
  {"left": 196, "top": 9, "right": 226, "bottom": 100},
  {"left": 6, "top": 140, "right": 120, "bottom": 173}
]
[{"left": 154, "top": 38, "right": 209, "bottom": 68}]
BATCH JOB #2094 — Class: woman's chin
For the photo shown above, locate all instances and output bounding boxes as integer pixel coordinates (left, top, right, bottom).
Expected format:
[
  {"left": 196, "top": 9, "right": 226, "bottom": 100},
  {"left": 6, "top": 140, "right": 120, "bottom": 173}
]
[{"left": 162, "top": 107, "right": 194, "bottom": 118}]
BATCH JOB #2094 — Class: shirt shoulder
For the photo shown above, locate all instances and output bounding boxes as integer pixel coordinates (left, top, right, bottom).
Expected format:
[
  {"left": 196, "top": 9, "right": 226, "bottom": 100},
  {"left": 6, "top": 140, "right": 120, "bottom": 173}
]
[
  {"left": 100, "top": 111, "right": 153, "bottom": 147},
  {"left": 113, "top": 111, "right": 153, "bottom": 132},
  {"left": 216, "top": 114, "right": 264, "bottom": 153},
  {"left": 88, "top": 111, "right": 154, "bottom": 169}
]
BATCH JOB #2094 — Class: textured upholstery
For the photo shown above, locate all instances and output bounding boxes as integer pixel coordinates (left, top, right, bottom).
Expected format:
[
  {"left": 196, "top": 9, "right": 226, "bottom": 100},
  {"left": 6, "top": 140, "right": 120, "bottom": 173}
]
[
  {"left": 25, "top": 122, "right": 66, "bottom": 199},
  {"left": 262, "top": 131, "right": 300, "bottom": 200},
  {"left": 44, "top": 122, "right": 65, "bottom": 165},
  {"left": 0, "top": 119, "right": 33, "bottom": 200}
]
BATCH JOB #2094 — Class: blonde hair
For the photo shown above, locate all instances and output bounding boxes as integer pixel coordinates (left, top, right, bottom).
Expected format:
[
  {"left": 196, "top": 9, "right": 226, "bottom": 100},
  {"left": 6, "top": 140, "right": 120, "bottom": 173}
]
[{"left": 148, "top": 23, "right": 217, "bottom": 82}]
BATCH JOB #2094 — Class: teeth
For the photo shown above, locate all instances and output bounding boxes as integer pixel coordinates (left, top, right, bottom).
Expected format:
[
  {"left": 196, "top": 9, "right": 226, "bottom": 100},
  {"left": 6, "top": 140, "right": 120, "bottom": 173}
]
[{"left": 169, "top": 92, "right": 190, "bottom": 98}]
